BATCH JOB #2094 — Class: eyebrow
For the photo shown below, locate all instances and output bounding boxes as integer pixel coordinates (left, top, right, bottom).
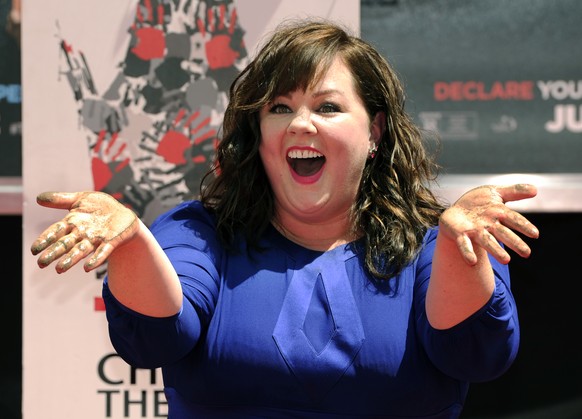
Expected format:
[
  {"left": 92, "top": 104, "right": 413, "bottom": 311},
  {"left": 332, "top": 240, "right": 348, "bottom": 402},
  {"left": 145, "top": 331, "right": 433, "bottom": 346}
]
[
  {"left": 313, "top": 89, "right": 344, "bottom": 98},
  {"left": 278, "top": 89, "right": 344, "bottom": 100}
]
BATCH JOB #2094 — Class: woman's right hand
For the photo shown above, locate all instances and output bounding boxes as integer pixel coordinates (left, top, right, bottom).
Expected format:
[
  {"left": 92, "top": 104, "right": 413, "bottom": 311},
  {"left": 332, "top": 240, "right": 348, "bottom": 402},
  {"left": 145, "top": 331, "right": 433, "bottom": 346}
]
[{"left": 30, "top": 191, "right": 139, "bottom": 273}]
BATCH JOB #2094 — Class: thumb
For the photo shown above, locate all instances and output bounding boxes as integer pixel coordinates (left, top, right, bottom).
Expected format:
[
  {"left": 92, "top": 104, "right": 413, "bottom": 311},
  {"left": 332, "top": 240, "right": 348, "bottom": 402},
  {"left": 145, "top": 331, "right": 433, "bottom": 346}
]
[
  {"left": 495, "top": 184, "right": 538, "bottom": 203},
  {"left": 36, "top": 191, "right": 86, "bottom": 210}
]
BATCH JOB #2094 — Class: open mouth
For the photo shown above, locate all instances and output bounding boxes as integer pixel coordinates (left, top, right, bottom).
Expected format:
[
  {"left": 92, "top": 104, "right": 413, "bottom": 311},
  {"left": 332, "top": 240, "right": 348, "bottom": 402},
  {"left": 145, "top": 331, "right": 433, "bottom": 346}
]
[{"left": 287, "top": 149, "right": 326, "bottom": 177}]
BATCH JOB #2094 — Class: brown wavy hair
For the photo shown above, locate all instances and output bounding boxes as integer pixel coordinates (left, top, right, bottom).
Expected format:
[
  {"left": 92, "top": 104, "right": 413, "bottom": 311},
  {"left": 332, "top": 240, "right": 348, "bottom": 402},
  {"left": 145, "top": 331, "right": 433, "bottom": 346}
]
[{"left": 200, "top": 19, "right": 446, "bottom": 279}]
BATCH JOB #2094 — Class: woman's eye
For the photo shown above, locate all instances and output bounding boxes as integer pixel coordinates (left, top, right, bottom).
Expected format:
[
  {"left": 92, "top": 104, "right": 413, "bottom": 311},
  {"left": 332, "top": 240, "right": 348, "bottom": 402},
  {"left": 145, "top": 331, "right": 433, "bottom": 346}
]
[
  {"left": 319, "top": 103, "right": 340, "bottom": 113},
  {"left": 269, "top": 104, "right": 291, "bottom": 114}
]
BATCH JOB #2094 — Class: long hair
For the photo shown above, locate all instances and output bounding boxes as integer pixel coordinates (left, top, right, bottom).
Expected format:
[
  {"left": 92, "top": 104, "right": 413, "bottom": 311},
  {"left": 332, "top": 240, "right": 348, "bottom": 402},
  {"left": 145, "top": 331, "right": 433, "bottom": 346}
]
[{"left": 200, "top": 19, "right": 446, "bottom": 278}]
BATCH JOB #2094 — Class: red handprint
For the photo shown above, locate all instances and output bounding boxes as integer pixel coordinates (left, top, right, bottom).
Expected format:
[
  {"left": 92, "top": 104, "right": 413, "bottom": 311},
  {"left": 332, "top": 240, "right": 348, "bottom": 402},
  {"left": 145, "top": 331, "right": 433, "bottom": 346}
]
[
  {"left": 196, "top": 0, "right": 243, "bottom": 70},
  {"left": 129, "top": 0, "right": 170, "bottom": 60},
  {"left": 156, "top": 107, "right": 217, "bottom": 166}
]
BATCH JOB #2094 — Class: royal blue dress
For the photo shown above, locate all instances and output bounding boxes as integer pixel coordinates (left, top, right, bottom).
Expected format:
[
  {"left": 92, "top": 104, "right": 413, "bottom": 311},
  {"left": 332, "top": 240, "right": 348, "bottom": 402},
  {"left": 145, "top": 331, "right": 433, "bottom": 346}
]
[{"left": 103, "top": 200, "right": 519, "bottom": 418}]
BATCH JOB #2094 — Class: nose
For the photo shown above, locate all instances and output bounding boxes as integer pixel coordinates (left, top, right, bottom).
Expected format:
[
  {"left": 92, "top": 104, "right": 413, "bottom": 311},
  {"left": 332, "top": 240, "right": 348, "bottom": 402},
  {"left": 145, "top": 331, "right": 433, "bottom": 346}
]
[{"left": 287, "top": 108, "right": 317, "bottom": 135}]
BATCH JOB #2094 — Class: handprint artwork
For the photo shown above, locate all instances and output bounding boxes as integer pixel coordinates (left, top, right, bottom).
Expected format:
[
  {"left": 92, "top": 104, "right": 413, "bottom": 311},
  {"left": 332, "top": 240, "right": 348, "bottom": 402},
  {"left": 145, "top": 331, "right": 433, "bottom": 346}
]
[{"left": 58, "top": 0, "right": 248, "bottom": 226}]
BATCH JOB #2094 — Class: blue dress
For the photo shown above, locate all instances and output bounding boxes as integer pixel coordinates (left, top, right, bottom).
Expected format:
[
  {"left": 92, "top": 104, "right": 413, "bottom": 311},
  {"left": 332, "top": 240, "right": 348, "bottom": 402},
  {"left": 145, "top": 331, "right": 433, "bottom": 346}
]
[{"left": 103, "top": 200, "right": 519, "bottom": 418}]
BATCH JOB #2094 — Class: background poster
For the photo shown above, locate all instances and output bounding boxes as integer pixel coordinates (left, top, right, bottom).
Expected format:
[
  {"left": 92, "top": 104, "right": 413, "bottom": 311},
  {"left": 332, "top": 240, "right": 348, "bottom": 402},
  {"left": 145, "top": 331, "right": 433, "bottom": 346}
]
[
  {"left": 361, "top": 0, "right": 582, "bottom": 212},
  {"left": 0, "top": 0, "right": 21, "bottom": 177},
  {"left": 22, "top": 1, "right": 359, "bottom": 418},
  {"left": 366, "top": 1, "right": 582, "bottom": 174}
]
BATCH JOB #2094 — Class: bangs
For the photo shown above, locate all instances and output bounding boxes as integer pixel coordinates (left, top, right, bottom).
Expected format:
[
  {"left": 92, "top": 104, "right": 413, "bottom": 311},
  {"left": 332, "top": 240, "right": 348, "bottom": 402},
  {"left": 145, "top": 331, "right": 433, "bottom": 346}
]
[
  {"left": 267, "top": 47, "right": 336, "bottom": 98},
  {"left": 232, "top": 20, "right": 356, "bottom": 110}
]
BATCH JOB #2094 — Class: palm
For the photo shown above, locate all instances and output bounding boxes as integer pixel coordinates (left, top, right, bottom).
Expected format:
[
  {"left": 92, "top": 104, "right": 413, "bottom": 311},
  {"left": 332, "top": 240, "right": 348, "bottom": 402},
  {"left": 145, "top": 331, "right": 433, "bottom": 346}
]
[
  {"left": 31, "top": 191, "right": 138, "bottom": 273},
  {"left": 439, "top": 184, "right": 539, "bottom": 265}
]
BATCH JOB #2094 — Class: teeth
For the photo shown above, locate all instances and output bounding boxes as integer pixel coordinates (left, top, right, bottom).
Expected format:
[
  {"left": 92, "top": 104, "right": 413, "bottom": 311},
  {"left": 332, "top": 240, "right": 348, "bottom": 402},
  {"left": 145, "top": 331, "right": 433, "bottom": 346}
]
[{"left": 287, "top": 149, "right": 323, "bottom": 159}]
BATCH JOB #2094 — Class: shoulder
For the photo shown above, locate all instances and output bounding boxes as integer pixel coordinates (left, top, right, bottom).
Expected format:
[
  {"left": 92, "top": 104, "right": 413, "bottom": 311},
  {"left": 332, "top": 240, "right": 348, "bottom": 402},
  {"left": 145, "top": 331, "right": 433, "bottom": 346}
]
[
  {"left": 419, "top": 226, "right": 439, "bottom": 254},
  {"left": 149, "top": 200, "right": 218, "bottom": 245},
  {"left": 413, "top": 227, "right": 438, "bottom": 274},
  {"left": 151, "top": 200, "right": 215, "bottom": 227}
]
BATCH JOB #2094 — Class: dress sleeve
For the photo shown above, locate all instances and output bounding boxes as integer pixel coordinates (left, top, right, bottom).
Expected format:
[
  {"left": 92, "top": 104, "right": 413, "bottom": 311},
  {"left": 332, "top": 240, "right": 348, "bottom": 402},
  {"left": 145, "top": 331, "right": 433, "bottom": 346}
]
[
  {"left": 103, "top": 201, "right": 222, "bottom": 369},
  {"left": 414, "top": 228, "right": 520, "bottom": 382}
]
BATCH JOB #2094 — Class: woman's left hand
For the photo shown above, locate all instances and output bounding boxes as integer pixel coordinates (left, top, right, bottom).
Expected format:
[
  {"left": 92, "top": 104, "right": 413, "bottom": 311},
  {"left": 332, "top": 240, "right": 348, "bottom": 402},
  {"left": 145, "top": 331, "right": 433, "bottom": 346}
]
[{"left": 438, "top": 183, "right": 540, "bottom": 266}]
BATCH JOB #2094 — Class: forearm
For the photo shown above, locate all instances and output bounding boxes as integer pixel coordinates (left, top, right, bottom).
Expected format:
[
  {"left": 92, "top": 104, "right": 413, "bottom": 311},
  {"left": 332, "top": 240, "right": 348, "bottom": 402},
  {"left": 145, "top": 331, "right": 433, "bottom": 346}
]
[
  {"left": 425, "top": 233, "right": 495, "bottom": 330},
  {"left": 106, "top": 219, "right": 183, "bottom": 318}
]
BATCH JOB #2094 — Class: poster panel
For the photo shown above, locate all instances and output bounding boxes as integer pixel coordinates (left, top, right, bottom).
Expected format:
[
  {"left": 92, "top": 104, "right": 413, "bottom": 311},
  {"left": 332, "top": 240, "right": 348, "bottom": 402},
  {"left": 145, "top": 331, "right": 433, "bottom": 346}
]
[
  {"left": 22, "top": 1, "right": 359, "bottom": 418},
  {"left": 0, "top": 0, "right": 22, "bottom": 215},
  {"left": 361, "top": 0, "right": 582, "bottom": 212},
  {"left": 0, "top": 0, "right": 21, "bottom": 178}
]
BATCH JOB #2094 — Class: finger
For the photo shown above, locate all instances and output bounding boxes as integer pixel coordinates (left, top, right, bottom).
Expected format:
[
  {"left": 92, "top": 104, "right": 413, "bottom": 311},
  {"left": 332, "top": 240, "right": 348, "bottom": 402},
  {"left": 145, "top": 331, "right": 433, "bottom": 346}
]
[
  {"left": 55, "top": 238, "right": 95, "bottom": 274},
  {"left": 84, "top": 242, "right": 115, "bottom": 272},
  {"left": 500, "top": 211, "right": 540, "bottom": 239},
  {"left": 36, "top": 191, "right": 84, "bottom": 210},
  {"left": 456, "top": 234, "right": 478, "bottom": 266},
  {"left": 31, "top": 221, "right": 70, "bottom": 255},
  {"left": 36, "top": 233, "right": 79, "bottom": 268},
  {"left": 489, "top": 223, "right": 532, "bottom": 259},
  {"left": 495, "top": 184, "right": 538, "bottom": 204},
  {"left": 477, "top": 228, "right": 512, "bottom": 264}
]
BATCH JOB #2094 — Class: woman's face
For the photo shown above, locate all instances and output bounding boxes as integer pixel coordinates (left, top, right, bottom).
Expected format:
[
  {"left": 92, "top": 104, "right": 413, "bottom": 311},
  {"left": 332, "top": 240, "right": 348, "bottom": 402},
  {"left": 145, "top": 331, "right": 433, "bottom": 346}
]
[{"left": 259, "top": 56, "right": 384, "bottom": 226}]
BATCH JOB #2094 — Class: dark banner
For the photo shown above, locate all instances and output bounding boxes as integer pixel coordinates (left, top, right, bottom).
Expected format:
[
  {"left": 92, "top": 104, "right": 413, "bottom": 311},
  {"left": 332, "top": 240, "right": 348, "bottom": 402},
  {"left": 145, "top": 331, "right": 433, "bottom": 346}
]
[
  {"left": 0, "top": 0, "right": 21, "bottom": 177},
  {"left": 362, "top": 0, "right": 581, "bottom": 175}
]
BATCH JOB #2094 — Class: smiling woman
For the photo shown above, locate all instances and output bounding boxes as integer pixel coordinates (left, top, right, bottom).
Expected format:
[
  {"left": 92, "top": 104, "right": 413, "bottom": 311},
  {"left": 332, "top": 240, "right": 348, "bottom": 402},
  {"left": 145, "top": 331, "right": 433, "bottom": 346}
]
[
  {"left": 255, "top": 55, "right": 383, "bottom": 238},
  {"left": 30, "top": 19, "right": 539, "bottom": 418}
]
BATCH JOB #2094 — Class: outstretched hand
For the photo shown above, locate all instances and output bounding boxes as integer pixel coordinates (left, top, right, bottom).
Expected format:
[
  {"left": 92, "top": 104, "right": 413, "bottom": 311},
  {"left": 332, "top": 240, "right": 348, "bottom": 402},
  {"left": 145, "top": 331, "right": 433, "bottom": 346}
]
[
  {"left": 439, "top": 184, "right": 540, "bottom": 266},
  {"left": 30, "top": 191, "right": 139, "bottom": 273}
]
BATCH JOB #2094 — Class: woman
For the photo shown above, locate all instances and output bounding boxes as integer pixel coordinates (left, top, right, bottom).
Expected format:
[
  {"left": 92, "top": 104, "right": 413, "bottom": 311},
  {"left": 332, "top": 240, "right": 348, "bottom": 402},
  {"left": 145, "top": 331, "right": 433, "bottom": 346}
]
[{"left": 31, "top": 20, "right": 539, "bottom": 418}]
